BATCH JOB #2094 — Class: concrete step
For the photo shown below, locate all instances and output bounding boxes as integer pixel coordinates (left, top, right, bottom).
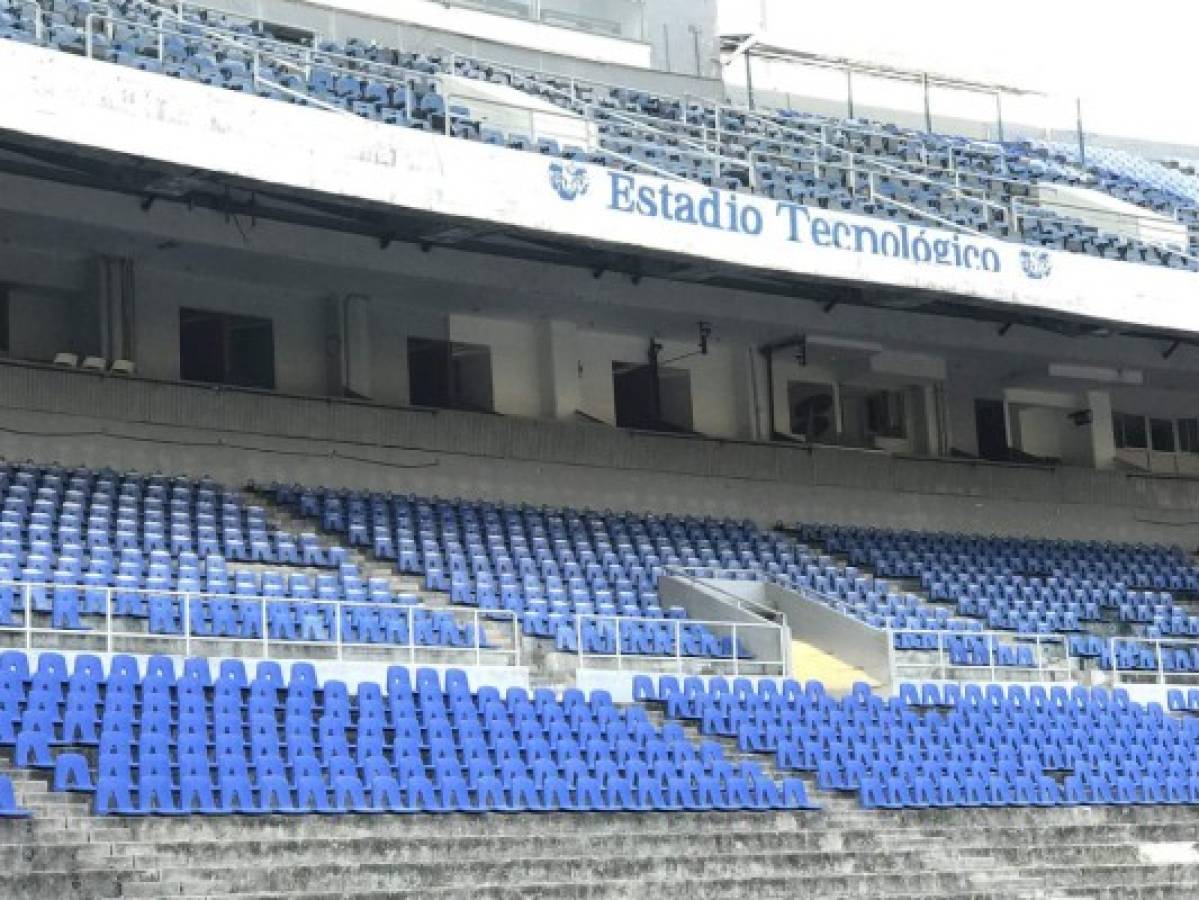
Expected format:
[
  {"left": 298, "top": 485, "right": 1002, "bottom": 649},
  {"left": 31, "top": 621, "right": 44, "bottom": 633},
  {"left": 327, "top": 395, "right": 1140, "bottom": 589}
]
[{"left": 118, "top": 863, "right": 997, "bottom": 899}]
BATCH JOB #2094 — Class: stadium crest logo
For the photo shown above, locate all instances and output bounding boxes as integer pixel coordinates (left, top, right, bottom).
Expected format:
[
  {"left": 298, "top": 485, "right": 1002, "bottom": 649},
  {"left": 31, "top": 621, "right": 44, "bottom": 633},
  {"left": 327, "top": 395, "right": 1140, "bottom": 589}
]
[
  {"left": 548, "top": 162, "right": 589, "bottom": 202},
  {"left": 1019, "top": 248, "right": 1053, "bottom": 280}
]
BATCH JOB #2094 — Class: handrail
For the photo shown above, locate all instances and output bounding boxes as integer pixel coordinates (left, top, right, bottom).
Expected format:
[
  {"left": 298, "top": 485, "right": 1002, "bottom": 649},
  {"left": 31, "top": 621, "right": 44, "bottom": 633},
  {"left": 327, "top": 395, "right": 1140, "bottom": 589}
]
[
  {"left": 662, "top": 567, "right": 785, "bottom": 624},
  {"left": 126, "top": 0, "right": 1199, "bottom": 232},
  {"left": 889, "top": 626, "right": 1199, "bottom": 688},
  {"left": 889, "top": 627, "right": 1072, "bottom": 685},
  {"left": 572, "top": 611, "right": 789, "bottom": 678},
  {"left": 0, "top": 580, "right": 522, "bottom": 668},
  {"left": 63, "top": 1, "right": 1196, "bottom": 259}
]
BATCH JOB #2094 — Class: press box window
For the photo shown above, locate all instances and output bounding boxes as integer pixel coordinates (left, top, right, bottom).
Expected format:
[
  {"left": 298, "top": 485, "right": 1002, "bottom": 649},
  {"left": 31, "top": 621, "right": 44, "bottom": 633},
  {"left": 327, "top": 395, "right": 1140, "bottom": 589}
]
[
  {"left": 407, "top": 337, "right": 494, "bottom": 413},
  {"left": 0, "top": 287, "right": 9, "bottom": 354},
  {"left": 866, "top": 390, "right": 906, "bottom": 439},
  {"left": 179, "top": 308, "right": 275, "bottom": 390},
  {"left": 1112, "top": 412, "right": 1146, "bottom": 450},
  {"left": 1180, "top": 418, "right": 1199, "bottom": 454},
  {"left": 1150, "top": 418, "right": 1176, "bottom": 453}
]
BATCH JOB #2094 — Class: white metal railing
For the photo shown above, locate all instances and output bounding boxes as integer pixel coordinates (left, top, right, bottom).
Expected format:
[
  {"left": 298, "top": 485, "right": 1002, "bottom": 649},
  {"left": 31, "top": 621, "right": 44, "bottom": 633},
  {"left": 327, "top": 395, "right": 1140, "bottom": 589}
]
[
  {"left": 662, "top": 566, "right": 787, "bottom": 625},
  {"left": 571, "top": 612, "right": 788, "bottom": 678},
  {"left": 0, "top": 582, "right": 521, "bottom": 667},
  {"left": 52, "top": 1, "right": 1193, "bottom": 260},
  {"left": 888, "top": 628, "right": 1073, "bottom": 685},
  {"left": 888, "top": 627, "right": 1199, "bottom": 687},
  {"left": 98, "top": 0, "right": 1199, "bottom": 241}
]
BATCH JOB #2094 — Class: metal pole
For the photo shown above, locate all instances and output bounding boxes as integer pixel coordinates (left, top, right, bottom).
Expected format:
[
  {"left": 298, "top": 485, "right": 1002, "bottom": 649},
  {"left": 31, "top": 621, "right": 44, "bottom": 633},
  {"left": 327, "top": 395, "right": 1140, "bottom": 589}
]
[
  {"left": 885, "top": 629, "right": 897, "bottom": 689},
  {"left": 335, "top": 601, "right": 343, "bottom": 662},
  {"left": 713, "top": 105, "right": 722, "bottom": 181},
  {"left": 744, "top": 49, "right": 755, "bottom": 111},
  {"left": 261, "top": 600, "right": 268, "bottom": 660},
  {"left": 513, "top": 613, "right": 520, "bottom": 668},
  {"left": 846, "top": 69, "right": 854, "bottom": 119},
  {"left": 474, "top": 611, "right": 481, "bottom": 668},
  {"left": 1157, "top": 639, "right": 1165, "bottom": 687},
  {"left": 675, "top": 619, "right": 682, "bottom": 675},
  {"left": 732, "top": 623, "right": 739, "bottom": 677},
  {"left": 614, "top": 615, "right": 622, "bottom": 672},
  {"left": 24, "top": 585, "right": 30, "bottom": 652},
  {"left": 184, "top": 592, "right": 191, "bottom": 658},
  {"left": 922, "top": 73, "right": 931, "bottom": 132},
  {"left": 1076, "top": 97, "right": 1086, "bottom": 166},
  {"left": 576, "top": 614, "right": 583, "bottom": 668},
  {"left": 105, "top": 588, "right": 113, "bottom": 655},
  {"left": 995, "top": 92, "right": 1005, "bottom": 143}
]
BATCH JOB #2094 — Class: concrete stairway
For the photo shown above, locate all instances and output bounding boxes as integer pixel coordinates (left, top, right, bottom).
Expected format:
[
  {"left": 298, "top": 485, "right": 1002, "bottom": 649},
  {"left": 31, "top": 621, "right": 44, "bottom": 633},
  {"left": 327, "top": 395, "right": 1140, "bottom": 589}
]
[
  {"left": 790, "top": 639, "right": 879, "bottom": 694},
  {"left": 255, "top": 492, "right": 601, "bottom": 687},
  {"left": 4, "top": 748, "right": 1199, "bottom": 899}
]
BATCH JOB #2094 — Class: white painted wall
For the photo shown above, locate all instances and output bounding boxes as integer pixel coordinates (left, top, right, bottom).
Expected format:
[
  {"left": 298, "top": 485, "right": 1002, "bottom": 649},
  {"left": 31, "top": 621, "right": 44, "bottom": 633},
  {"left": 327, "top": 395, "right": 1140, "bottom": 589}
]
[
  {"left": 449, "top": 313, "right": 542, "bottom": 418},
  {"left": 7, "top": 287, "right": 75, "bottom": 362}
]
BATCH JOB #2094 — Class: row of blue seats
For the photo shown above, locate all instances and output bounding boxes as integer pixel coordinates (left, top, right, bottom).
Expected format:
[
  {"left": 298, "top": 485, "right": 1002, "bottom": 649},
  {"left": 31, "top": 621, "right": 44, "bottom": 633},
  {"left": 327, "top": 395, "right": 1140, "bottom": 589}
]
[{"left": 0, "top": 652, "right": 818, "bottom": 816}]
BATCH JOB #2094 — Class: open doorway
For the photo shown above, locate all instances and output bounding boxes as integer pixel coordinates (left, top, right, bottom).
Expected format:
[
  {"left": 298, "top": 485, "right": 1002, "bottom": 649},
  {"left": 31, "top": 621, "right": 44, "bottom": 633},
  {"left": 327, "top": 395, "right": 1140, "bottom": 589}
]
[
  {"left": 406, "top": 337, "right": 494, "bottom": 412},
  {"left": 974, "top": 399, "right": 1009, "bottom": 461},
  {"left": 612, "top": 362, "right": 693, "bottom": 432},
  {"left": 179, "top": 308, "right": 275, "bottom": 389}
]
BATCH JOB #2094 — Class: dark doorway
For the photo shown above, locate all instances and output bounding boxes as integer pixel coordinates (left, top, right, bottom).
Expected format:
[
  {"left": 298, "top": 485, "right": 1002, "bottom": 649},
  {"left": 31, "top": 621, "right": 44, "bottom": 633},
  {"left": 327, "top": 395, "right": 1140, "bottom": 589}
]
[
  {"left": 612, "top": 362, "right": 693, "bottom": 432},
  {"left": 407, "top": 337, "right": 493, "bottom": 412},
  {"left": 179, "top": 308, "right": 275, "bottom": 389},
  {"left": 975, "top": 399, "right": 1008, "bottom": 461}
]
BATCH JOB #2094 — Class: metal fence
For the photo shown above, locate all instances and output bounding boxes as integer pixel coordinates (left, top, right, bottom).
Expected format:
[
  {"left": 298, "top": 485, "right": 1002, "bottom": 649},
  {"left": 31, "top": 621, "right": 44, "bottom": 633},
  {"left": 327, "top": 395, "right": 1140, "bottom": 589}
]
[
  {"left": 572, "top": 612, "right": 789, "bottom": 677},
  {"left": 888, "top": 627, "right": 1199, "bottom": 687},
  {"left": 0, "top": 582, "right": 522, "bottom": 667}
]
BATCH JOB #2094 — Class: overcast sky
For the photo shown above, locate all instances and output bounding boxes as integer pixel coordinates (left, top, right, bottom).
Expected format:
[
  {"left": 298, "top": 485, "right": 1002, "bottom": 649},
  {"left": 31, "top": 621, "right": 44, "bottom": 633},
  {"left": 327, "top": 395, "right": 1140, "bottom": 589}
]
[{"left": 718, "top": 0, "right": 1198, "bottom": 149}]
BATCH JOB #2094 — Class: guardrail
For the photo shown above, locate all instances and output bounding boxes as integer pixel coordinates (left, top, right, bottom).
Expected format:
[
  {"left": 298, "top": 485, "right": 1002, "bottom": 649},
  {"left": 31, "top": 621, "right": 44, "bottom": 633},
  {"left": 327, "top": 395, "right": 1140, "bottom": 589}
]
[
  {"left": 661, "top": 567, "right": 787, "bottom": 625},
  {"left": 888, "top": 627, "right": 1199, "bottom": 687},
  {"left": 0, "top": 582, "right": 521, "bottom": 667},
  {"left": 571, "top": 612, "right": 789, "bottom": 678}
]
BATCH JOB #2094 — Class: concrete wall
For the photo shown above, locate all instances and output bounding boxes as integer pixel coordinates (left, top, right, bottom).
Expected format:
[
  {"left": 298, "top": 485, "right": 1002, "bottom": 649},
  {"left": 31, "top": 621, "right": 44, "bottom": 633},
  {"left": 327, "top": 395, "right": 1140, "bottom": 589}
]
[{"left": 0, "top": 363, "right": 1196, "bottom": 548}]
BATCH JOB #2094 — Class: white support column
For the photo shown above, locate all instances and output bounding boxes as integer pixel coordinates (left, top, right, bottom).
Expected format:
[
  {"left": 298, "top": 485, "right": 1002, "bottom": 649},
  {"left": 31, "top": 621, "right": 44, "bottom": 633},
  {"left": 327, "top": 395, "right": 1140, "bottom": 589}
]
[
  {"left": 1087, "top": 389, "right": 1117, "bottom": 470},
  {"left": 538, "top": 319, "right": 580, "bottom": 421},
  {"left": 325, "top": 293, "right": 373, "bottom": 400}
]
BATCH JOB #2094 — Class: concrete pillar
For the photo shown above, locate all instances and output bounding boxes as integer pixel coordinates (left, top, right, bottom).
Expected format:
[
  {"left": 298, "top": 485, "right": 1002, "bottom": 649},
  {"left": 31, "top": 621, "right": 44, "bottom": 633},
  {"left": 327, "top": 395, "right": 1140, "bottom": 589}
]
[
  {"left": 1087, "top": 389, "right": 1116, "bottom": 470},
  {"left": 538, "top": 320, "right": 580, "bottom": 421},
  {"left": 325, "top": 294, "right": 372, "bottom": 399}
]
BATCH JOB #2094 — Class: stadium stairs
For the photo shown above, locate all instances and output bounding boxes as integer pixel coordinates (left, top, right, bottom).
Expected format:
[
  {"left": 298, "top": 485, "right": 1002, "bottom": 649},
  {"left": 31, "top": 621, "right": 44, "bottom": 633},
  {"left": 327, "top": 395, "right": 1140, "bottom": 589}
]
[
  {"left": 789, "top": 638, "right": 880, "bottom": 695},
  {"left": 3, "top": 741, "right": 1199, "bottom": 898}
]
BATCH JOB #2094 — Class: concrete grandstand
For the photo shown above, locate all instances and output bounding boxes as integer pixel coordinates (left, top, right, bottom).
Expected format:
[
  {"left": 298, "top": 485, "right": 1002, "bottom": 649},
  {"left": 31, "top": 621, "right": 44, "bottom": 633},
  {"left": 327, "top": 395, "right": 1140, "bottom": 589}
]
[{"left": 0, "top": 0, "right": 1198, "bottom": 896}]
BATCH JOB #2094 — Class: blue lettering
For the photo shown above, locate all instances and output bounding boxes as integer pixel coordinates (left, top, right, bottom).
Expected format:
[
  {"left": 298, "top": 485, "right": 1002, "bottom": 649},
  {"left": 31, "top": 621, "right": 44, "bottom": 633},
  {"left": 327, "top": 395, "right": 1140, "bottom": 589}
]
[
  {"left": 636, "top": 185, "right": 658, "bottom": 217},
  {"left": 776, "top": 202, "right": 809, "bottom": 242},
  {"left": 853, "top": 225, "right": 879, "bottom": 254},
  {"left": 741, "top": 207, "right": 764, "bottom": 236},
  {"left": 609, "top": 173, "right": 636, "bottom": 212},
  {"left": 811, "top": 217, "right": 833, "bottom": 247}
]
